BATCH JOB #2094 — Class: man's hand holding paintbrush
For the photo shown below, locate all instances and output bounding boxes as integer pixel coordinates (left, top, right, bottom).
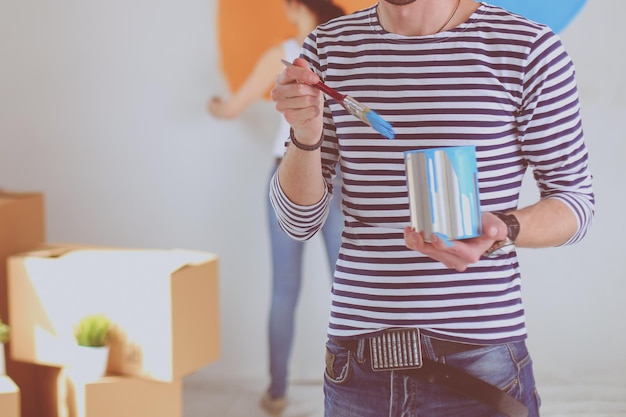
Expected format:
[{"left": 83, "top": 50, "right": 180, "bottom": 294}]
[
  {"left": 272, "top": 58, "right": 327, "bottom": 153},
  {"left": 271, "top": 58, "right": 328, "bottom": 207},
  {"left": 272, "top": 58, "right": 395, "bottom": 206}
]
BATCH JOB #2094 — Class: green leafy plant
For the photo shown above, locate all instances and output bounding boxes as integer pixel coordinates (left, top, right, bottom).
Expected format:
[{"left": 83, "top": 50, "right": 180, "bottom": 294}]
[
  {"left": 74, "top": 314, "right": 110, "bottom": 347},
  {"left": 0, "top": 317, "right": 9, "bottom": 344}
]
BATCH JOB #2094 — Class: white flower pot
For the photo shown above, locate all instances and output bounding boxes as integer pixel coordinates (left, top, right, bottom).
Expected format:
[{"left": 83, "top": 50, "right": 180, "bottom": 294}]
[
  {"left": 0, "top": 343, "right": 5, "bottom": 375},
  {"left": 67, "top": 345, "right": 110, "bottom": 382}
]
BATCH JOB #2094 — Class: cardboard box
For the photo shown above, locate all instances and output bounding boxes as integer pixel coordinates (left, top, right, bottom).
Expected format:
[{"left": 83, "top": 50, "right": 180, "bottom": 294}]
[
  {"left": 37, "top": 365, "right": 181, "bottom": 417},
  {"left": 0, "top": 375, "right": 21, "bottom": 417},
  {"left": 8, "top": 244, "right": 220, "bottom": 381},
  {"left": 0, "top": 190, "right": 46, "bottom": 417}
]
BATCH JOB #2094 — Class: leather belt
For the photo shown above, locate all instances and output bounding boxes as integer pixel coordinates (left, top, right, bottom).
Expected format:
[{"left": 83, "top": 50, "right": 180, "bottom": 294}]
[
  {"left": 430, "top": 337, "right": 484, "bottom": 356},
  {"left": 337, "top": 336, "right": 483, "bottom": 362},
  {"left": 335, "top": 336, "right": 529, "bottom": 417}
]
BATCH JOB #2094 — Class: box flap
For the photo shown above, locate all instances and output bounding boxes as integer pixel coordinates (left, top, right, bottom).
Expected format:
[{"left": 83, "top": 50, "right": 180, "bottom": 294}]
[{"left": 0, "top": 375, "right": 19, "bottom": 394}]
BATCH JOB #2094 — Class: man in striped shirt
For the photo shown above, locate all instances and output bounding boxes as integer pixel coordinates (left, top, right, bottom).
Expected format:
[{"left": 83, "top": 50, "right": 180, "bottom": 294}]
[{"left": 269, "top": 0, "right": 594, "bottom": 416}]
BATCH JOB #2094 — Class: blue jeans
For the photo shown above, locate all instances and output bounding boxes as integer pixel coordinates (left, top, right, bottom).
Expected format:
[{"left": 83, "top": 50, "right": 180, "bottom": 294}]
[
  {"left": 324, "top": 335, "right": 541, "bottom": 417},
  {"left": 266, "top": 164, "right": 344, "bottom": 399}
]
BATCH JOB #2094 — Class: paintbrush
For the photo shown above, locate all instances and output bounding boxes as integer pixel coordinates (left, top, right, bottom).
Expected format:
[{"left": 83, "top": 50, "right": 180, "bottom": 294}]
[{"left": 281, "top": 60, "right": 395, "bottom": 139}]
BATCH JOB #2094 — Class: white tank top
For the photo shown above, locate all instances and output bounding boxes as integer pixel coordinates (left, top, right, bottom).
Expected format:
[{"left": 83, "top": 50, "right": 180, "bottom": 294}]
[{"left": 272, "top": 38, "right": 301, "bottom": 158}]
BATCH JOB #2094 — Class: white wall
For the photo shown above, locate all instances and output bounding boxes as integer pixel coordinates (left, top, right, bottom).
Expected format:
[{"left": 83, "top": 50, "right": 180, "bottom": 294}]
[
  {"left": 519, "top": 1, "right": 626, "bottom": 381},
  {"left": 0, "top": 0, "right": 624, "bottom": 389}
]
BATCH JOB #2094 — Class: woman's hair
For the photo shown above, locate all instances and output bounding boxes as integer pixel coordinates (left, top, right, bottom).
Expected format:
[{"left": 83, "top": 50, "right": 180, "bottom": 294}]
[{"left": 297, "top": 0, "right": 345, "bottom": 24}]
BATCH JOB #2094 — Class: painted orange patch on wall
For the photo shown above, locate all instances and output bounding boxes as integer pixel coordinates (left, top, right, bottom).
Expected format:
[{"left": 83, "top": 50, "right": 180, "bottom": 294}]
[{"left": 216, "top": 0, "right": 374, "bottom": 94}]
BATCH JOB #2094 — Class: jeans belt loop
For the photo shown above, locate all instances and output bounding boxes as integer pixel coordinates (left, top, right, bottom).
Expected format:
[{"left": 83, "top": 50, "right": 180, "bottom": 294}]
[{"left": 355, "top": 338, "right": 366, "bottom": 364}]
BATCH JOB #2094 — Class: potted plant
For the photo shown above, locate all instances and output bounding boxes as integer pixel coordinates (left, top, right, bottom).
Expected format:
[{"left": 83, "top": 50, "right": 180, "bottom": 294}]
[
  {"left": 71, "top": 314, "right": 111, "bottom": 380},
  {"left": 74, "top": 313, "right": 110, "bottom": 347},
  {"left": 0, "top": 317, "right": 9, "bottom": 375}
]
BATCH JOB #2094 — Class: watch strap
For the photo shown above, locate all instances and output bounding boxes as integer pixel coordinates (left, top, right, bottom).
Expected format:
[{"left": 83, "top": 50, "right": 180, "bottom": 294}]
[
  {"left": 484, "top": 237, "right": 514, "bottom": 258},
  {"left": 492, "top": 212, "right": 520, "bottom": 242},
  {"left": 484, "top": 212, "right": 520, "bottom": 258}
]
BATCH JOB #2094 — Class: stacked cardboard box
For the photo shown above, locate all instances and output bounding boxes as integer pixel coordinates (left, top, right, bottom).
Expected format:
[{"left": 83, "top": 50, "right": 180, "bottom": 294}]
[
  {"left": 7, "top": 244, "right": 220, "bottom": 417},
  {"left": 35, "top": 365, "right": 183, "bottom": 417},
  {"left": 0, "top": 191, "right": 46, "bottom": 417},
  {"left": 0, "top": 375, "right": 20, "bottom": 417},
  {"left": 8, "top": 244, "right": 219, "bottom": 417}
]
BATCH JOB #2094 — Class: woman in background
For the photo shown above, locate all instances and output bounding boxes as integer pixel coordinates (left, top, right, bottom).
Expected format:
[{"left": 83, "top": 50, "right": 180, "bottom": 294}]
[{"left": 208, "top": 1, "right": 345, "bottom": 415}]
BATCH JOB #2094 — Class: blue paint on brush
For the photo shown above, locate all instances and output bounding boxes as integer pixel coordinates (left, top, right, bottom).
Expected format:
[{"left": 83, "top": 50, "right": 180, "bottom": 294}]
[{"left": 366, "top": 110, "right": 395, "bottom": 139}]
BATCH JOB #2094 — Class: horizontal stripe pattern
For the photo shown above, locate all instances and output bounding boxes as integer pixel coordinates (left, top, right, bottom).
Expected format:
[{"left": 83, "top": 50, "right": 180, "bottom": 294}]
[{"left": 270, "top": 4, "right": 594, "bottom": 343}]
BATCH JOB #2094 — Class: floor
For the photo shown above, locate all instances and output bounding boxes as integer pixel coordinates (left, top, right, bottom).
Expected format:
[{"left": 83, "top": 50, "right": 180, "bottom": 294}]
[
  {"left": 183, "top": 375, "right": 324, "bottom": 417},
  {"left": 183, "top": 372, "right": 626, "bottom": 417}
]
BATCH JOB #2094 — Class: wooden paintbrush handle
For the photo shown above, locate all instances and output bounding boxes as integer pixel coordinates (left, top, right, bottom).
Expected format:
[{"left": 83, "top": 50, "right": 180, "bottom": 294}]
[
  {"left": 313, "top": 81, "right": 346, "bottom": 103},
  {"left": 281, "top": 59, "right": 346, "bottom": 103}
]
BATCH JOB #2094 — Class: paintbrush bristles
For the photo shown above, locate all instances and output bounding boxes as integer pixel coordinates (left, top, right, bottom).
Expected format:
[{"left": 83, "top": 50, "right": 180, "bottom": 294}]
[
  {"left": 365, "top": 110, "right": 396, "bottom": 140},
  {"left": 343, "top": 96, "right": 395, "bottom": 139}
]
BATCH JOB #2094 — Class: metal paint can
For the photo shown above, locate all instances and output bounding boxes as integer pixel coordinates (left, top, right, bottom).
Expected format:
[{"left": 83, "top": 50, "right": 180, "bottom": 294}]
[{"left": 405, "top": 146, "right": 482, "bottom": 241}]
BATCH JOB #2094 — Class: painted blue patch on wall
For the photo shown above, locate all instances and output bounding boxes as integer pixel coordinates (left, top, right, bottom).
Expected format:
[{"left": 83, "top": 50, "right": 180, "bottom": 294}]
[{"left": 483, "top": 0, "right": 587, "bottom": 33}]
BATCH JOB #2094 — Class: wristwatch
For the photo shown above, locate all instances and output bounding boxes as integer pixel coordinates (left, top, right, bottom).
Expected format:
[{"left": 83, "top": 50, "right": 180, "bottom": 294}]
[{"left": 484, "top": 212, "right": 520, "bottom": 258}]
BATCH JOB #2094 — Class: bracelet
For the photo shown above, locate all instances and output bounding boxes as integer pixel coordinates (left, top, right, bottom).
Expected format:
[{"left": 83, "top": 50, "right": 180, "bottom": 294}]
[
  {"left": 289, "top": 128, "right": 324, "bottom": 151},
  {"left": 483, "top": 237, "right": 515, "bottom": 258}
]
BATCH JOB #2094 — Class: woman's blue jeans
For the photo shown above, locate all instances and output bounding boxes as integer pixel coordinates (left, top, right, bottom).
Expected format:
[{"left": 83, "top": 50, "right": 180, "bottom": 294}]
[
  {"left": 323, "top": 335, "right": 541, "bottom": 417},
  {"left": 266, "top": 164, "right": 344, "bottom": 399}
]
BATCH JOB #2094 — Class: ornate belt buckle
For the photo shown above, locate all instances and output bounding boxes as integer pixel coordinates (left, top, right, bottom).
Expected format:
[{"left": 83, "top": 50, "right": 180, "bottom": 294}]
[{"left": 369, "top": 327, "right": 422, "bottom": 371}]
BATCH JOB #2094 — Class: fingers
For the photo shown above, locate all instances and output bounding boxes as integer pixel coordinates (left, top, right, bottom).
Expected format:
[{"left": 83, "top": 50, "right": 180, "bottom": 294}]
[
  {"left": 272, "top": 82, "right": 320, "bottom": 109},
  {"left": 404, "top": 227, "right": 454, "bottom": 252},
  {"left": 403, "top": 226, "right": 422, "bottom": 251},
  {"left": 207, "top": 97, "right": 222, "bottom": 117},
  {"left": 483, "top": 212, "right": 508, "bottom": 241},
  {"left": 272, "top": 84, "right": 323, "bottom": 135},
  {"left": 271, "top": 63, "right": 320, "bottom": 112},
  {"left": 403, "top": 227, "right": 472, "bottom": 272},
  {"left": 276, "top": 58, "right": 320, "bottom": 87},
  {"left": 271, "top": 59, "right": 324, "bottom": 140}
]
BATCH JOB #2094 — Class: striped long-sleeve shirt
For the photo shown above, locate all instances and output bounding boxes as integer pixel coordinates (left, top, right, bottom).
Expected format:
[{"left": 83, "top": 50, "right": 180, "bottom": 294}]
[{"left": 269, "top": 3, "right": 595, "bottom": 344}]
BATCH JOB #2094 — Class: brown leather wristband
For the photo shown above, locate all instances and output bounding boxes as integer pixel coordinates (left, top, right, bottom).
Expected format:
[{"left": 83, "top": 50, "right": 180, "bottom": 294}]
[
  {"left": 492, "top": 212, "right": 520, "bottom": 242},
  {"left": 484, "top": 212, "right": 520, "bottom": 258},
  {"left": 289, "top": 127, "right": 324, "bottom": 151}
]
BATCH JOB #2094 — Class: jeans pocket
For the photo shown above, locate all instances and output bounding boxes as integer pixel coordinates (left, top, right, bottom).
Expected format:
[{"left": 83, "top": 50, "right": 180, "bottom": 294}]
[
  {"left": 444, "top": 344, "right": 522, "bottom": 393},
  {"left": 324, "top": 339, "right": 352, "bottom": 385},
  {"left": 533, "top": 388, "right": 542, "bottom": 408},
  {"left": 501, "top": 374, "right": 520, "bottom": 394}
]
